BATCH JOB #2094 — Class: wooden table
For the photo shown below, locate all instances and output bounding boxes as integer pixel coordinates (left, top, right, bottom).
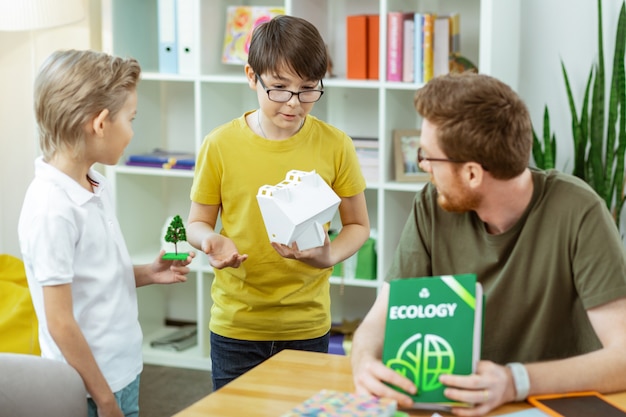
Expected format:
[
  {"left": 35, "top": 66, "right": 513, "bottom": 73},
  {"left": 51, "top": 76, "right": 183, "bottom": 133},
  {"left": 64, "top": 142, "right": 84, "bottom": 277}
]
[{"left": 173, "top": 349, "right": 626, "bottom": 417}]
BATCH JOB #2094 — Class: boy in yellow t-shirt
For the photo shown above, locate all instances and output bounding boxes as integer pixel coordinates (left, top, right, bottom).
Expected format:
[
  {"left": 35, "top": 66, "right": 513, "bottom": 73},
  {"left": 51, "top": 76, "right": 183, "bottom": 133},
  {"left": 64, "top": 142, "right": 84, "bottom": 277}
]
[{"left": 187, "top": 15, "right": 370, "bottom": 390}]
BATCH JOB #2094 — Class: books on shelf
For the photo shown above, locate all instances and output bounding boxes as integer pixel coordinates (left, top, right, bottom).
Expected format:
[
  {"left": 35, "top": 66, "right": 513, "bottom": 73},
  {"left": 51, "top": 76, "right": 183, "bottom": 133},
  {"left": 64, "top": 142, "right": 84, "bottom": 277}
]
[
  {"left": 221, "top": 6, "right": 285, "bottom": 65},
  {"left": 281, "top": 389, "right": 398, "bottom": 417},
  {"left": 382, "top": 274, "right": 483, "bottom": 411},
  {"left": 352, "top": 138, "right": 379, "bottom": 183},
  {"left": 125, "top": 148, "right": 196, "bottom": 170},
  {"left": 385, "top": 11, "right": 461, "bottom": 83}
]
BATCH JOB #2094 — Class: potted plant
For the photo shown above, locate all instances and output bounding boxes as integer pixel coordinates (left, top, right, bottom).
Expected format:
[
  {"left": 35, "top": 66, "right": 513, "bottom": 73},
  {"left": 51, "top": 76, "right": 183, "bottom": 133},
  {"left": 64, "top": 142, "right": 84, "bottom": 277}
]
[{"left": 561, "top": 0, "right": 626, "bottom": 227}]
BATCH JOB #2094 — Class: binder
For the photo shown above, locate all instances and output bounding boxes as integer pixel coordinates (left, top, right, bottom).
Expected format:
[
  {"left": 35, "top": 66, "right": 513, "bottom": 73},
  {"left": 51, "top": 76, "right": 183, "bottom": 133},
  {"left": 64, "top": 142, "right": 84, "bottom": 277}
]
[
  {"left": 346, "top": 15, "right": 368, "bottom": 79},
  {"left": 176, "top": 0, "right": 196, "bottom": 74},
  {"left": 157, "top": 0, "right": 178, "bottom": 73},
  {"left": 366, "top": 14, "right": 380, "bottom": 80}
]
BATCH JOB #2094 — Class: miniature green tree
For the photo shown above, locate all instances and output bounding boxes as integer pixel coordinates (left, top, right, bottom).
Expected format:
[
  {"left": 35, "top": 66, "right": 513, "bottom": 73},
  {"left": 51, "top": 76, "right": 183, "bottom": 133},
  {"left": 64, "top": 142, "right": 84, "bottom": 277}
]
[{"left": 163, "top": 215, "right": 188, "bottom": 260}]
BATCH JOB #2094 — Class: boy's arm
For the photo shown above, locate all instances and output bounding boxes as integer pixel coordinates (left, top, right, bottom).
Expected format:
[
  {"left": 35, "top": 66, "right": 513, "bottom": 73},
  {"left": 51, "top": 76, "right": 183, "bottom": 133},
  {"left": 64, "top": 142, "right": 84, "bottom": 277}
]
[
  {"left": 133, "top": 251, "right": 195, "bottom": 287},
  {"left": 187, "top": 201, "right": 247, "bottom": 269},
  {"left": 438, "top": 297, "right": 626, "bottom": 416},
  {"left": 43, "top": 284, "right": 123, "bottom": 417}
]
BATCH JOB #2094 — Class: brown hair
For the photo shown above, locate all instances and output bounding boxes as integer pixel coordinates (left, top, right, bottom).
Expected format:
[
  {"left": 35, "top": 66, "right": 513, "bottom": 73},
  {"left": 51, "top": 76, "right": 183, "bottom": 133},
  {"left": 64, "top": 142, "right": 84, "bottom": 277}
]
[
  {"left": 414, "top": 72, "right": 532, "bottom": 179},
  {"left": 247, "top": 15, "right": 328, "bottom": 81},
  {"left": 34, "top": 49, "right": 141, "bottom": 160}
]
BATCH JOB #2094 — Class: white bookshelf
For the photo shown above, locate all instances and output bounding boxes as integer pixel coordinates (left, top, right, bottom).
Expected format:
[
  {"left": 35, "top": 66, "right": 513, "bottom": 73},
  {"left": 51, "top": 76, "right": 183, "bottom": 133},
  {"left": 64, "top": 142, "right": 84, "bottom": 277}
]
[{"left": 101, "top": 0, "right": 520, "bottom": 370}]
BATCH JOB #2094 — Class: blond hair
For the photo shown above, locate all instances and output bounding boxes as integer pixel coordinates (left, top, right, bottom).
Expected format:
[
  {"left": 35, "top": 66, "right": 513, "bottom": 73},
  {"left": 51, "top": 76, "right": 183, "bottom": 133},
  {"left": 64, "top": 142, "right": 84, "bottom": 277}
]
[{"left": 34, "top": 49, "right": 141, "bottom": 160}]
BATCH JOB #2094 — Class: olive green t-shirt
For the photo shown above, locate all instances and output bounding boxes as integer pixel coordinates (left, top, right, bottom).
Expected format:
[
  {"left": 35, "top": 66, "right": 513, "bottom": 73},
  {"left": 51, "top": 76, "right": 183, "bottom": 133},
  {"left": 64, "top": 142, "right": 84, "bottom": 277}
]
[{"left": 387, "top": 169, "right": 626, "bottom": 363}]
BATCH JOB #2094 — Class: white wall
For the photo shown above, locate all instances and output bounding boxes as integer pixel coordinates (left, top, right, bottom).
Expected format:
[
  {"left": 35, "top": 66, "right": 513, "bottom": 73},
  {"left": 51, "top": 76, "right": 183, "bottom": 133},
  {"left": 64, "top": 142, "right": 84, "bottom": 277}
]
[
  {"left": 0, "top": 0, "right": 623, "bottom": 258},
  {"left": 0, "top": 0, "right": 100, "bottom": 257}
]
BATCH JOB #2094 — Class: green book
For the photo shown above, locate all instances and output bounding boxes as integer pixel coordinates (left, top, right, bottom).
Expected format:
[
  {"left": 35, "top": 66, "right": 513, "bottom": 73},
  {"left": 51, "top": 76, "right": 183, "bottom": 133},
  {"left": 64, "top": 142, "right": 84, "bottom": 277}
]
[{"left": 382, "top": 274, "right": 483, "bottom": 411}]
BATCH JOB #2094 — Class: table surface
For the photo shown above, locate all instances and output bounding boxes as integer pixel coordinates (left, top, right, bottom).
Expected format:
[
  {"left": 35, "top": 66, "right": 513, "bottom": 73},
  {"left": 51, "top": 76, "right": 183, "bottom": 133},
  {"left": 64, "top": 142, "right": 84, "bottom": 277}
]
[{"left": 173, "top": 349, "right": 626, "bottom": 417}]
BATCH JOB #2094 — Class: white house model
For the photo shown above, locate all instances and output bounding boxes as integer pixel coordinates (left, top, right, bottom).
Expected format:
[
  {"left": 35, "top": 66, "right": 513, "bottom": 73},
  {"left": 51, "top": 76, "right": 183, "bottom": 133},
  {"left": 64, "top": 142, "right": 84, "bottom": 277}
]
[{"left": 257, "top": 170, "right": 341, "bottom": 251}]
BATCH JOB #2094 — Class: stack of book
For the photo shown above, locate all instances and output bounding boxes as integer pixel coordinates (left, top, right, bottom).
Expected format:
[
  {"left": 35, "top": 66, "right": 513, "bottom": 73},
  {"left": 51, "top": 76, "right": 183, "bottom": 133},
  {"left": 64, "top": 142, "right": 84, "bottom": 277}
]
[
  {"left": 352, "top": 138, "right": 379, "bottom": 182},
  {"left": 125, "top": 148, "right": 195, "bottom": 170}
]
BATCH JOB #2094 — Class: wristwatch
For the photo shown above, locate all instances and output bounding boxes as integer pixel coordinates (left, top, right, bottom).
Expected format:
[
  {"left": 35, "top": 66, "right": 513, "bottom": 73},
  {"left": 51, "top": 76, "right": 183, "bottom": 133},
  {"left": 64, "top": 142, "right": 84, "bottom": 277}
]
[{"left": 506, "top": 362, "right": 530, "bottom": 401}]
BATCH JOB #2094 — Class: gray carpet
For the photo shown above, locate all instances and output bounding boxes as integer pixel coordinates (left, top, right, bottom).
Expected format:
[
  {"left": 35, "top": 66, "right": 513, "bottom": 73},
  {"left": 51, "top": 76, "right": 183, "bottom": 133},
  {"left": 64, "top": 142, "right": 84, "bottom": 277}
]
[{"left": 139, "top": 364, "right": 213, "bottom": 416}]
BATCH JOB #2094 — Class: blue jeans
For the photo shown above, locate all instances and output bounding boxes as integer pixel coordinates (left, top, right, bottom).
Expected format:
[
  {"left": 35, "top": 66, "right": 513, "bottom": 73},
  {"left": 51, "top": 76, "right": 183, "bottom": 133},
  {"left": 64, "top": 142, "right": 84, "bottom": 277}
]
[
  {"left": 87, "top": 374, "right": 140, "bottom": 417},
  {"left": 210, "top": 331, "right": 330, "bottom": 391}
]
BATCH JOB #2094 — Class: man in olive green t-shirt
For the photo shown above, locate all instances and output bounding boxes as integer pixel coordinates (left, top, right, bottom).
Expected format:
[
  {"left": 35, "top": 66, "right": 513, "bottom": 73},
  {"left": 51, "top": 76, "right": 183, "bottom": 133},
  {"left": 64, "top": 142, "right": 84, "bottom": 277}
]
[{"left": 351, "top": 72, "right": 626, "bottom": 416}]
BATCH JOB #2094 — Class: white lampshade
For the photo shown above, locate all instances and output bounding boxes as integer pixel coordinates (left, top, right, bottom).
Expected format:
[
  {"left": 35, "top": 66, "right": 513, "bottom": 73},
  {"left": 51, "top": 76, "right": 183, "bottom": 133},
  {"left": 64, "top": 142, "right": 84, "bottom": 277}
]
[{"left": 0, "top": 0, "right": 85, "bottom": 31}]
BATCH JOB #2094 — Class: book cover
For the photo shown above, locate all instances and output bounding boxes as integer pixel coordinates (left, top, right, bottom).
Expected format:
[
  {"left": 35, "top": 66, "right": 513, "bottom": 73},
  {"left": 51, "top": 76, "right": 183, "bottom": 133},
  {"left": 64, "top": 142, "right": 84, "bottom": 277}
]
[
  {"left": 221, "top": 6, "right": 285, "bottom": 65},
  {"left": 422, "top": 13, "right": 435, "bottom": 82},
  {"left": 347, "top": 15, "right": 368, "bottom": 80},
  {"left": 413, "top": 13, "right": 424, "bottom": 84},
  {"left": 382, "top": 274, "right": 483, "bottom": 411},
  {"left": 281, "top": 389, "right": 397, "bottom": 417},
  {"left": 401, "top": 13, "right": 415, "bottom": 83},
  {"left": 449, "top": 13, "right": 461, "bottom": 56},
  {"left": 366, "top": 15, "right": 380, "bottom": 80},
  {"left": 433, "top": 15, "right": 451, "bottom": 77},
  {"left": 386, "top": 11, "right": 404, "bottom": 82}
]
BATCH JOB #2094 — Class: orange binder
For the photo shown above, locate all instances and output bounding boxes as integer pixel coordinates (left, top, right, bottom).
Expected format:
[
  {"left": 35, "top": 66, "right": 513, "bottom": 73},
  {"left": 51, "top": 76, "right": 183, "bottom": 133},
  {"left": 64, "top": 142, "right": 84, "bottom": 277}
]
[
  {"left": 366, "top": 14, "right": 380, "bottom": 80},
  {"left": 347, "top": 15, "right": 368, "bottom": 79}
]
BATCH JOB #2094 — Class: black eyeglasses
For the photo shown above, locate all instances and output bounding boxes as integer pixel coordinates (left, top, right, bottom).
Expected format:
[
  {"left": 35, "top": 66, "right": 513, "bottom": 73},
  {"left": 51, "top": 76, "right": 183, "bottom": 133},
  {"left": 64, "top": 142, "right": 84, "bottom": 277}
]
[
  {"left": 417, "top": 147, "right": 489, "bottom": 171},
  {"left": 417, "top": 147, "right": 465, "bottom": 165},
  {"left": 256, "top": 75, "right": 324, "bottom": 103}
]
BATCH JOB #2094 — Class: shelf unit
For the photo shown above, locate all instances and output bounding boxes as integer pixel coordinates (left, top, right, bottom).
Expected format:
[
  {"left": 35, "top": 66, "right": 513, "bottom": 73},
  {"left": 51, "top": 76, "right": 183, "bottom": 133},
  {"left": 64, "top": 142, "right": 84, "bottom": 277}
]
[{"left": 101, "top": 0, "right": 520, "bottom": 370}]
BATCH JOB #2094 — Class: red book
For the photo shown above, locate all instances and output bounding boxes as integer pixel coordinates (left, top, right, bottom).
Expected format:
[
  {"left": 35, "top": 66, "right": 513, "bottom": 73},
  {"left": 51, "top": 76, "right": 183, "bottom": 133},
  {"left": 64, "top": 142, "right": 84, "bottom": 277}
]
[
  {"left": 347, "top": 15, "right": 368, "bottom": 79},
  {"left": 366, "top": 15, "right": 380, "bottom": 80}
]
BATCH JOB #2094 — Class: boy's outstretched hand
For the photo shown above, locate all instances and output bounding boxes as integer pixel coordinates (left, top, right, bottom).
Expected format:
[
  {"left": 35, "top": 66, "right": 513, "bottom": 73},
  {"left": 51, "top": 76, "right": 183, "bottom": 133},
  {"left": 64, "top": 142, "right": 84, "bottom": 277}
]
[
  {"left": 201, "top": 233, "right": 248, "bottom": 269},
  {"left": 150, "top": 250, "right": 196, "bottom": 284}
]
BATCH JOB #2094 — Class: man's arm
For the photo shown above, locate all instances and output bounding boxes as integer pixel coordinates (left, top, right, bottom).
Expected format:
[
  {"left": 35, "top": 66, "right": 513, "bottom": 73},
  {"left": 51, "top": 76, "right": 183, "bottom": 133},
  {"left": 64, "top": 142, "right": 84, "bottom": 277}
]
[
  {"left": 351, "top": 282, "right": 417, "bottom": 409},
  {"left": 440, "top": 297, "right": 626, "bottom": 416},
  {"left": 525, "top": 296, "right": 626, "bottom": 394}
]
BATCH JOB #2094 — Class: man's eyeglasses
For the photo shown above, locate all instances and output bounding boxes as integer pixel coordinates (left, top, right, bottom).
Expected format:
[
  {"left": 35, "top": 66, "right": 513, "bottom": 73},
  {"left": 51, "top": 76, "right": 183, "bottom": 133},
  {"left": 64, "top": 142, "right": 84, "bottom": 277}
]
[
  {"left": 417, "top": 147, "right": 489, "bottom": 171},
  {"left": 256, "top": 75, "right": 324, "bottom": 103},
  {"left": 417, "top": 147, "right": 466, "bottom": 165}
]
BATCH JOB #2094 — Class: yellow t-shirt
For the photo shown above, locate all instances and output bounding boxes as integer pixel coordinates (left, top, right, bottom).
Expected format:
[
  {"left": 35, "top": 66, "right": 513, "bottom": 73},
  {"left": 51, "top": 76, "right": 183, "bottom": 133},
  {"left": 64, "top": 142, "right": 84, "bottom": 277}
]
[{"left": 190, "top": 112, "right": 366, "bottom": 340}]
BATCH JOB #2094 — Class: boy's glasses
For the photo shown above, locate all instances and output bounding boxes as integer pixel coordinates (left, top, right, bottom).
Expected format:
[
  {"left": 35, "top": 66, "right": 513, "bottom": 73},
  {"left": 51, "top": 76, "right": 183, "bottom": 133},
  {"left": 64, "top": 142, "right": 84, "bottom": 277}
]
[{"left": 256, "top": 75, "right": 324, "bottom": 103}]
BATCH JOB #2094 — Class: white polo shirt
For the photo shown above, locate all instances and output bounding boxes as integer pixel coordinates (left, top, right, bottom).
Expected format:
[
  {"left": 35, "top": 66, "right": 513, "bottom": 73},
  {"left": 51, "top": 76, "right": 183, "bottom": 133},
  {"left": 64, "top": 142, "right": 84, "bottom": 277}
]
[{"left": 18, "top": 157, "right": 142, "bottom": 393}]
